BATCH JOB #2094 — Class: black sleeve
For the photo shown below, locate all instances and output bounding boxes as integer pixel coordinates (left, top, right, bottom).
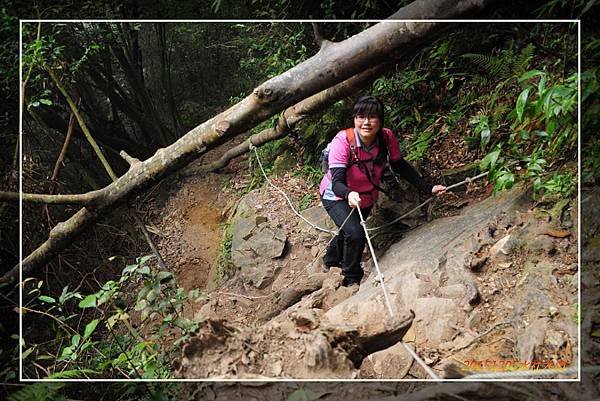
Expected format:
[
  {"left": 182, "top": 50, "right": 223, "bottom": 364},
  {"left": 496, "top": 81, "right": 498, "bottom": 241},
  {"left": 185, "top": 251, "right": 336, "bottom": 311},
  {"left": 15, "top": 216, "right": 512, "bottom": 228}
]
[
  {"left": 389, "top": 159, "right": 433, "bottom": 194},
  {"left": 330, "top": 167, "right": 351, "bottom": 199}
]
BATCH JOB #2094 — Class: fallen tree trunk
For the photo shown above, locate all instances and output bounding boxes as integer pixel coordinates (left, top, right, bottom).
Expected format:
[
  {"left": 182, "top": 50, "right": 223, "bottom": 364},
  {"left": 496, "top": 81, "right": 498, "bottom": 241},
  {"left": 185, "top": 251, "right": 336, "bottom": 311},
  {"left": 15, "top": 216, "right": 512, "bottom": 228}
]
[
  {"left": 8, "top": 1, "right": 496, "bottom": 287},
  {"left": 200, "top": 63, "right": 390, "bottom": 173}
]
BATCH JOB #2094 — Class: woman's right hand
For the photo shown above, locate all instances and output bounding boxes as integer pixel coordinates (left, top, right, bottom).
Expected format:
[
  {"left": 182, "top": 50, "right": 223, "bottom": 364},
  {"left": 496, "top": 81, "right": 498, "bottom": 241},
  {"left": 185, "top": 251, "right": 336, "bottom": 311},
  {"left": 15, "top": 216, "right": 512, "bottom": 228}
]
[{"left": 348, "top": 191, "right": 361, "bottom": 208}]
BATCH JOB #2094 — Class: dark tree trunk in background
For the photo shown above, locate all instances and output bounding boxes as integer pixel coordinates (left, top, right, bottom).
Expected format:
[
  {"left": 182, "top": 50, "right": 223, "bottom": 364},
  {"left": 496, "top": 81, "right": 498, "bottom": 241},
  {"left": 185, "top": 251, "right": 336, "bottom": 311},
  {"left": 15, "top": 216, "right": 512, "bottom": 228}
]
[
  {"left": 5, "top": 0, "right": 497, "bottom": 286},
  {"left": 157, "top": 23, "right": 181, "bottom": 136}
]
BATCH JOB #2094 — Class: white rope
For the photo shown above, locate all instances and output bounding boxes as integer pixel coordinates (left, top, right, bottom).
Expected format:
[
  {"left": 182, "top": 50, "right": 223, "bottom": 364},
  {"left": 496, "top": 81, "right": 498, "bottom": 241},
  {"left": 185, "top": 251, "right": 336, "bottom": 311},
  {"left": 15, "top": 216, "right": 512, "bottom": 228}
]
[
  {"left": 251, "top": 144, "right": 337, "bottom": 235},
  {"left": 251, "top": 145, "right": 496, "bottom": 380},
  {"left": 367, "top": 171, "right": 489, "bottom": 232},
  {"left": 356, "top": 207, "right": 440, "bottom": 380},
  {"left": 463, "top": 367, "right": 584, "bottom": 379}
]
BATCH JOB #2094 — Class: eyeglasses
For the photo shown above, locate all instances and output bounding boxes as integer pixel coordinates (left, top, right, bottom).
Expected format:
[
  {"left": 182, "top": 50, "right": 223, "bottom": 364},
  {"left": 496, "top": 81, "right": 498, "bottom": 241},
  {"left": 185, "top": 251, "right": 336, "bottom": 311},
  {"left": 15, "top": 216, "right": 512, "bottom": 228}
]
[{"left": 354, "top": 115, "right": 380, "bottom": 122}]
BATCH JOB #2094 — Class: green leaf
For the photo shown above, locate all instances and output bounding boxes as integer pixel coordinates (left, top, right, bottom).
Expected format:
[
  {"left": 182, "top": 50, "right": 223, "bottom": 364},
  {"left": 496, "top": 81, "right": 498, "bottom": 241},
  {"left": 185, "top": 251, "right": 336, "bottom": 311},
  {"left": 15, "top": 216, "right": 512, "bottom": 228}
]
[
  {"left": 480, "top": 150, "right": 500, "bottom": 172},
  {"left": 59, "top": 286, "right": 69, "bottom": 304},
  {"left": 39, "top": 98, "right": 53, "bottom": 106},
  {"left": 71, "top": 334, "right": 81, "bottom": 347},
  {"left": 59, "top": 346, "right": 73, "bottom": 360},
  {"left": 137, "top": 254, "right": 155, "bottom": 265},
  {"left": 156, "top": 271, "right": 173, "bottom": 283},
  {"left": 78, "top": 294, "right": 97, "bottom": 308},
  {"left": 516, "top": 88, "right": 530, "bottom": 122},
  {"left": 135, "top": 299, "right": 147, "bottom": 311},
  {"left": 122, "top": 264, "right": 138, "bottom": 275},
  {"left": 519, "top": 69, "right": 544, "bottom": 82},
  {"left": 138, "top": 266, "right": 151, "bottom": 276},
  {"left": 480, "top": 127, "right": 491, "bottom": 149},
  {"left": 22, "top": 346, "right": 35, "bottom": 360},
  {"left": 38, "top": 295, "right": 56, "bottom": 304},
  {"left": 83, "top": 319, "right": 99, "bottom": 339}
]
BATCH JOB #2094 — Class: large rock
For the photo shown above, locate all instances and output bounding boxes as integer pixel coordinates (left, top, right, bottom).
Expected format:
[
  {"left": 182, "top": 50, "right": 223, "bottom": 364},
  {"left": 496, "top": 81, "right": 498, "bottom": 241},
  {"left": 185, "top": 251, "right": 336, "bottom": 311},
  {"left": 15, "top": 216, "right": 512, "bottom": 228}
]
[
  {"left": 323, "top": 185, "right": 532, "bottom": 375},
  {"left": 231, "top": 190, "right": 287, "bottom": 288}
]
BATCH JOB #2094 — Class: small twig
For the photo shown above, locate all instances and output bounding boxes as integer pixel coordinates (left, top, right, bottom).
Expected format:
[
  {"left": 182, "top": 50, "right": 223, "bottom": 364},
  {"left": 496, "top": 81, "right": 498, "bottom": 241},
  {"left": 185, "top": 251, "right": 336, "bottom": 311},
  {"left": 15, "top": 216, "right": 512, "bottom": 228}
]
[
  {"left": 311, "top": 21, "right": 325, "bottom": 47},
  {"left": 120, "top": 150, "right": 141, "bottom": 166},
  {"left": 451, "top": 321, "right": 511, "bottom": 353},
  {"left": 216, "top": 291, "right": 272, "bottom": 300}
]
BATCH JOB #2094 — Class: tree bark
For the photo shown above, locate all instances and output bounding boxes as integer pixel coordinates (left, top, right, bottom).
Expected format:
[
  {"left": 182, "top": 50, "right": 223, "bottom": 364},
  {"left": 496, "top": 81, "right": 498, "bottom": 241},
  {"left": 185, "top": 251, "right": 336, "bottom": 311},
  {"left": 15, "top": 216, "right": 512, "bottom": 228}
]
[
  {"left": 8, "top": 5, "right": 496, "bottom": 286},
  {"left": 47, "top": 68, "right": 118, "bottom": 181},
  {"left": 200, "top": 62, "right": 390, "bottom": 173},
  {"left": 49, "top": 95, "right": 80, "bottom": 194},
  {"left": 388, "top": 0, "right": 498, "bottom": 19},
  {"left": 157, "top": 23, "right": 181, "bottom": 136},
  {"left": 0, "top": 191, "right": 98, "bottom": 205}
]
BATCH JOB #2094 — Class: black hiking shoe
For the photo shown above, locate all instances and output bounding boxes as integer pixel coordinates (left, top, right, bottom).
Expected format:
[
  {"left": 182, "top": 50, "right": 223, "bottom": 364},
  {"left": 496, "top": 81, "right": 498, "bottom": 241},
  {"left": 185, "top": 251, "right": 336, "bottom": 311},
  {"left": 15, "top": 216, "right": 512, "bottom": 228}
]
[
  {"left": 322, "top": 256, "right": 341, "bottom": 273},
  {"left": 341, "top": 277, "right": 360, "bottom": 287}
]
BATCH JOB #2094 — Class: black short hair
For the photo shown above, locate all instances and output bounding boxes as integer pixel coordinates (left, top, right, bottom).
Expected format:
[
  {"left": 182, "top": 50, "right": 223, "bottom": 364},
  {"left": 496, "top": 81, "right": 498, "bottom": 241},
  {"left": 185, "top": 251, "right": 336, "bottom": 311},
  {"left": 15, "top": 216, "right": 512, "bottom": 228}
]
[{"left": 353, "top": 95, "right": 384, "bottom": 125}]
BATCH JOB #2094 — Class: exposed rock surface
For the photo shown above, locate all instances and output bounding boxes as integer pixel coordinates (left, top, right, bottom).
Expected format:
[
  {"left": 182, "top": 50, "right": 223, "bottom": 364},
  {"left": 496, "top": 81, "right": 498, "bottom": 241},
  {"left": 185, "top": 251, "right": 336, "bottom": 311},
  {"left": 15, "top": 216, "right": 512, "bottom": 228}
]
[
  {"left": 180, "top": 184, "right": 578, "bottom": 379},
  {"left": 230, "top": 190, "right": 288, "bottom": 288}
]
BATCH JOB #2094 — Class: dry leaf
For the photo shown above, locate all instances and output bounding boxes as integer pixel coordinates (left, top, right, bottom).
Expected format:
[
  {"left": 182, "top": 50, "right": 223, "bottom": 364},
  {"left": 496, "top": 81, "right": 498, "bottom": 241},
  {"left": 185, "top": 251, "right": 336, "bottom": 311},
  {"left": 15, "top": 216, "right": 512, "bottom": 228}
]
[{"left": 545, "top": 229, "right": 571, "bottom": 238}]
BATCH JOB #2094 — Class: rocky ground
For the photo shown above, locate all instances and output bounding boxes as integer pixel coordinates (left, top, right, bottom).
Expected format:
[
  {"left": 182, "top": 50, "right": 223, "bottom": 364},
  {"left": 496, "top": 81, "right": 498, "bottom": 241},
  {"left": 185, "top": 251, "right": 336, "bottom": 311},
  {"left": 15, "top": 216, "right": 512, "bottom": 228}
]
[{"left": 145, "top": 136, "right": 580, "bottom": 382}]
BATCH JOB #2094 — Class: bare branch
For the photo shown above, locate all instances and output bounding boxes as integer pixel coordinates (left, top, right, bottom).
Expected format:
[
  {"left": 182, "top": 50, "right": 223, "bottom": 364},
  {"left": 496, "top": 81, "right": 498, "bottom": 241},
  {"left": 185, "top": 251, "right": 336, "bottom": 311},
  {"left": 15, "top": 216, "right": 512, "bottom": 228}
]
[
  {"left": 199, "top": 63, "right": 390, "bottom": 173},
  {"left": 7, "top": 5, "right": 497, "bottom": 286},
  {"left": 311, "top": 22, "right": 327, "bottom": 48},
  {"left": 49, "top": 95, "right": 80, "bottom": 194},
  {"left": 388, "top": 0, "right": 497, "bottom": 19},
  {"left": 120, "top": 150, "right": 141, "bottom": 166},
  {"left": 0, "top": 190, "right": 100, "bottom": 205}
]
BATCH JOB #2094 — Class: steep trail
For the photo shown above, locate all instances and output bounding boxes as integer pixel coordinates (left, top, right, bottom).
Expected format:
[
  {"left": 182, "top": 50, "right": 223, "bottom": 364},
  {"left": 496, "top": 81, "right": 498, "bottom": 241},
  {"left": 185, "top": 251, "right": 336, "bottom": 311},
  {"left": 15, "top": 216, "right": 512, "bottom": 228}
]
[{"left": 145, "top": 140, "right": 578, "bottom": 380}]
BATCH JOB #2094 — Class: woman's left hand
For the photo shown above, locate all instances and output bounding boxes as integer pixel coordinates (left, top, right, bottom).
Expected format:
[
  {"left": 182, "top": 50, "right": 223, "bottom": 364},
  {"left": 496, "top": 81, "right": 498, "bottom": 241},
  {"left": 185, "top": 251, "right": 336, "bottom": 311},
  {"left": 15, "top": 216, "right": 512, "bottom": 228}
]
[{"left": 432, "top": 185, "right": 447, "bottom": 196}]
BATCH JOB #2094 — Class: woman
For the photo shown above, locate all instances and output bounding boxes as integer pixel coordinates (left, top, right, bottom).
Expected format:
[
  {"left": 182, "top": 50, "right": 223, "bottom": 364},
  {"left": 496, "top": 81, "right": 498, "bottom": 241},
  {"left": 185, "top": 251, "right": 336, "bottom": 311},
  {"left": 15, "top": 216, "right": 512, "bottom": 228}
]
[{"left": 319, "top": 96, "right": 446, "bottom": 287}]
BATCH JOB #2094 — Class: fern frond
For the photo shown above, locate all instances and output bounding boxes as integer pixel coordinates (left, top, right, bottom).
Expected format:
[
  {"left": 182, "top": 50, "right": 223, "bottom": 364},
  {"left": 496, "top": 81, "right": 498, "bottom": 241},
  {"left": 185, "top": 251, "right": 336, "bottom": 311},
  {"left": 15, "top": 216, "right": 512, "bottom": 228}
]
[
  {"left": 7, "top": 383, "right": 65, "bottom": 401},
  {"left": 47, "top": 368, "right": 99, "bottom": 379},
  {"left": 461, "top": 53, "right": 510, "bottom": 78},
  {"left": 514, "top": 43, "right": 535, "bottom": 74}
]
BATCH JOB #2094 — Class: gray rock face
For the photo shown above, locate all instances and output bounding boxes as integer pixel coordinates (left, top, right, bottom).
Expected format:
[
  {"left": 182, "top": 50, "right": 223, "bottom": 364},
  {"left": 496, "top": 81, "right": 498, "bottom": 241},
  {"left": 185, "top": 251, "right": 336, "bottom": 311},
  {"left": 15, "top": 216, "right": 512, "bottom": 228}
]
[
  {"left": 322, "top": 186, "right": 533, "bottom": 376},
  {"left": 231, "top": 190, "right": 287, "bottom": 288}
]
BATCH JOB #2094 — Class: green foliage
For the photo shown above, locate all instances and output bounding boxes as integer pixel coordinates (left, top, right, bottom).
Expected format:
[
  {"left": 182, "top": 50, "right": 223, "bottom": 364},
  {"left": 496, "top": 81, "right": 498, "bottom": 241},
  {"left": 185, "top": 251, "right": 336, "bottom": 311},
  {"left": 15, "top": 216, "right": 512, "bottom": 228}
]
[
  {"left": 403, "top": 126, "right": 435, "bottom": 161},
  {"left": 535, "top": 0, "right": 599, "bottom": 18},
  {"left": 461, "top": 44, "right": 535, "bottom": 81},
  {"left": 298, "top": 193, "right": 316, "bottom": 212},
  {"left": 215, "top": 221, "right": 234, "bottom": 282},
  {"left": 468, "top": 113, "right": 492, "bottom": 150},
  {"left": 478, "top": 66, "right": 578, "bottom": 195},
  {"left": 7, "top": 382, "right": 66, "bottom": 401},
  {"left": 295, "top": 164, "right": 322, "bottom": 187},
  {"left": 534, "top": 171, "right": 576, "bottom": 198},
  {"left": 238, "top": 23, "right": 311, "bottom": 79},
  {"left": 24, "top": 255, "right": 207, "bottom": 379}
]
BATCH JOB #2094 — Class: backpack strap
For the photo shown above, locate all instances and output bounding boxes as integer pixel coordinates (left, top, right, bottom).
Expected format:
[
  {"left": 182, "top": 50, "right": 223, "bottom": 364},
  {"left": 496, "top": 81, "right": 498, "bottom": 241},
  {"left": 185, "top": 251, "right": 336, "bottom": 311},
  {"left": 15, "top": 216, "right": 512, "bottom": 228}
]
[{"left": 345, "top": 128, "right": 359, "bottom": 164}]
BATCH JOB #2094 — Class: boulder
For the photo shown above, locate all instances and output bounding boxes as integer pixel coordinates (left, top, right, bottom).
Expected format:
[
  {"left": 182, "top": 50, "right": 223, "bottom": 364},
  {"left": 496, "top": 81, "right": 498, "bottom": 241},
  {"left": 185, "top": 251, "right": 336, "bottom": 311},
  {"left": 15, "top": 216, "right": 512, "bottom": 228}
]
[{"left": 231, "top": 190, "right": 288, "bottom": 288}]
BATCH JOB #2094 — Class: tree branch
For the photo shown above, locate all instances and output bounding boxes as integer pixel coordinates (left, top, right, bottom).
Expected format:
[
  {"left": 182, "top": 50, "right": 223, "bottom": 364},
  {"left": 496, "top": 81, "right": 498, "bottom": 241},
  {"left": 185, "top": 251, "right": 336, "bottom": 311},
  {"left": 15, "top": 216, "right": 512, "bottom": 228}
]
[
  {"left": 47, "top": 68, "right": 118, "bottom": 182},
  {"left": 199, "top": 62, "right": 390, "bottom": 173},
  {"left": 8, "top": 8, "right": 496, "bottom": 286},
  {"left": 388, "top": 0, "right": 497, "bottom": 19},
  {"left": 49, "top": 95, "right": 80, "bottom": 194},
  {"left": 0, "top": 190, "right": 100, "bottom": 205},
  {"left": 311, "top": 22, "right": 328, "bottom": 48}
]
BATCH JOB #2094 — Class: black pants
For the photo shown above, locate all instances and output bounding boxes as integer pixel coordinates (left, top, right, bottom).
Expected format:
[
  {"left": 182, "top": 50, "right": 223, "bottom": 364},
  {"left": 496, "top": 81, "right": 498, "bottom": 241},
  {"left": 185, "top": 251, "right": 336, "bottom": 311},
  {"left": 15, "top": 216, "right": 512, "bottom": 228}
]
[{"left": 321, "top": 198, "right": 372, "bottom": 285}]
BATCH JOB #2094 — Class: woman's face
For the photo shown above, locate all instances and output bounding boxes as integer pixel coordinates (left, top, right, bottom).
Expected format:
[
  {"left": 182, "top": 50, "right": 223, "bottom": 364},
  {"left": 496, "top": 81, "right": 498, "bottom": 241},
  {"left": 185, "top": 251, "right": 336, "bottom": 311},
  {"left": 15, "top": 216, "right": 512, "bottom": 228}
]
[{"left": 354, "top": 113, "right": 381, "bottom": 145}]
